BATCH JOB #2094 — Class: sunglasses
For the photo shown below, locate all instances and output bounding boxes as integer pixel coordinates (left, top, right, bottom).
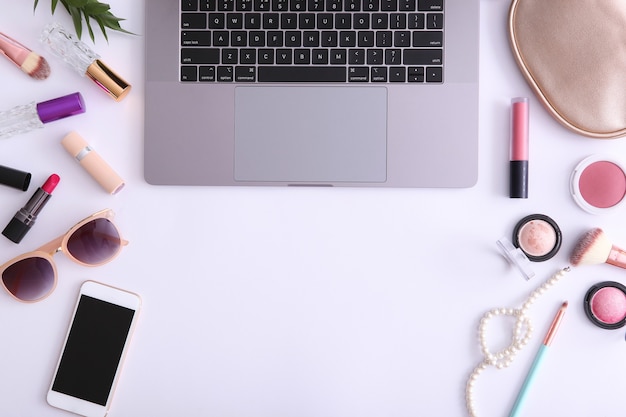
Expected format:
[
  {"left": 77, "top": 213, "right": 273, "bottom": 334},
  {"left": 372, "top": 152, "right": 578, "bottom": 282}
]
[{"left": 0, "top": 209, "right": 127, "bottom": 302}]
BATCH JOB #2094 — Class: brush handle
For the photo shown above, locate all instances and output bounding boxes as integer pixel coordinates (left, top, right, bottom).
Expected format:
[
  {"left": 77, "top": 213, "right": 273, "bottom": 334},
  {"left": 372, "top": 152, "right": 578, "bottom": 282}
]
[
  {"left": 607, "top": 245, "right": 626, "bottom": 269},
  {"left": 0, "top": 32, "right": 30, "bottom": 66}
]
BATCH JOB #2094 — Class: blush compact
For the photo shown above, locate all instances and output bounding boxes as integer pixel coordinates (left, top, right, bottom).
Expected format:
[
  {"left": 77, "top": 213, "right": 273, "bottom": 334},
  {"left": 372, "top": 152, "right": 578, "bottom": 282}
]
[
  {"left": 571, "top": 155, "right": 626, "bottom": 214},
  {"left": 583, "top": 281, "right": 626, "bottom": 330},
  {"left": 512, "top": 214, "right": 562, "bottom": 262},
  {"left": 497, "top": 214, "right": 562, "bottom": 280}
]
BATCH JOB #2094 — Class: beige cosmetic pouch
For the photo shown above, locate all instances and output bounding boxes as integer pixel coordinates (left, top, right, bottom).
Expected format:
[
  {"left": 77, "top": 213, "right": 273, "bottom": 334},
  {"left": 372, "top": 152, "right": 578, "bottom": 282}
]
[{"left": 509, "top": 0, "right": 626, "bottom": 138}]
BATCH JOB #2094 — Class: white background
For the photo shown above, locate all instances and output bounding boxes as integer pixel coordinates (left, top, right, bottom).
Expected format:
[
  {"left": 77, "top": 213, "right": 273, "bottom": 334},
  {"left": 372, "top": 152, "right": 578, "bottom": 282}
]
[{"left": 2, "top": 1, "right": 626, "bottom": 416}]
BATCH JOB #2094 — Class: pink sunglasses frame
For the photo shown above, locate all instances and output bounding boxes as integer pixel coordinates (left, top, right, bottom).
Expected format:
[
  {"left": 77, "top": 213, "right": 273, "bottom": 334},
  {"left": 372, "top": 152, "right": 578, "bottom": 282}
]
[{"left": 0, "top": 209, "right": 128, "bottom": 303}]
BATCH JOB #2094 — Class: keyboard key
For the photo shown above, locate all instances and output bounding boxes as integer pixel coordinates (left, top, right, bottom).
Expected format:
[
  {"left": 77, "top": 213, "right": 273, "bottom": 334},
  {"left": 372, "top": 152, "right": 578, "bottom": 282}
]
[
  {"left": 226, "top": 13, "right": 243, "bottom": 28},
  {"left": 249, "top": 31, "right": 266, "bottom": 46},
  {"left": 267, "top": 31, "right": 284, "bottom": 46},
  {"left": 182, "top": 13, "right": 207, "bottom": 29},
  {"left": 222, "top": 48, "right": 238, "bottom": 63},
  {"left": 372, "top": 14, "right": 388, "bottom": 29},
  {"left": 181, "top": 66, "right": 198, "bottom": 81},
  {"left": 237, "top": 0, "right": 253, "bottom": 10},
  {"left": 294, "top": 49, "right": 311, "bottom": 63},
  {"left": 213, "top": 31, "right": 229, "bottom": 45},
  {"left": 312, "top": 49, "right": 329, "bottom": 64},
  {"left": 389, "top": 66, "right": 406, "bottom": 82},
  {"left": 200, "top": 0, "right": 216, "bottom": 10},
  {"left": 236, "top": 66, "right": 256, "bottom": 81},
  {"left": 348, "top": 67, "right": 369, "bottom": 82},
  {"left": 381, "top": 0, "right": 397, "bottom": 11},
  {"left": 240, "top": 49, "right": 257, "bottom": 63},
  {"left": 199, "top": 66, "right": 216, "bottom": 81},
  {"left": 418, "top": 0, "right": 442, "bottom": 11},
  {"left": 413, "top": 31, "right": 442, "bottom": 47},
  {"left": 344, "top": 0, "right": 360, "bottom": 10},
  {"left": 408, "top": 66, "right": 424, "bottom": 82},
  {"left": 255, "top": 0, "right": 270, "bottom": 9},
  {"left": 376, "top": 31, "right": 392, "bottom": 47},
  {"left": 276, "top": 49, "right": 293, "bottom": 64},
  {"left": 326, "top": 0, "right": 342, "bottom": 11},
  {"left": 358, "top": 31, "right": 375, "bottom": 47},
  {"left": 367, "top": 48, "right": 383, "bottom": 64},
  {"left": 385, "top": 48, "right": 401, "bottom": 64},
  {"left": 425, "top": 66, "right": 443, "bottom": 82},
  {"left": 258, "top": 49, "right": 275, "bottom": 63},
  {"left": 371, "top": 66, "right": 387, "bottom": 82},
  {"left": 245, "top": 13, "right": 262, "bottom": 28},
  {"left": 353, "top": 14, "right": 370, "bottom": 29},
  {"left": 390, "top": 13, "right": 407, "bottom": 29},
  {"left": 308, "top": 0, "right": 324, "bottom": 11},
  {"left": 300, "top": 14, "right": 316, "bottom": 28},
  {"left": 182, "top": 0, "right": 199, "bottom": 11},
  {"left": 217, "top": 0, "right": 234, "bottom": 10},
  {"left": 263, "top": 13, "right": 279, "bottom": 28},
  {"left": 317, "top": 14, "right": 334, "bottom": 29},
  {"left": 285, "top": 31, "right": 302, "bottom": 46},
  {"left": 336, "top": 14, "right": 352, "bottom": 29},
  {"left": 231, "top": 31, "right": 247, "bottom": 46},
  {"left": 403, "top": 49, "right": 442, "bottom": 65},
  {"left": 303, "top": 31, "right": 320, "bottom": 47},
  {"left": 217, "top": 66, "right": 234, "bottom": 81},
  {"left": 208, "top": 13, "right": 225, "bottom": 28},
  {"left": 394, "top": 31, "right": 411, "bottom": 47},
  {"left": 427, "top": 13, "right": 443, "bottom": 29},
  {"left": 348, "top": 49, "right": 365, "bottom": 64},
  {"left": 291, "top": 0, "right": 307, "bottom": 10},
  {"left": 272, "top": 0, "right": 289, "bottom": 10},
  {"left": 339, "top": 31, "right": 356, "bottom": 47},
  {"left": 258, "top": 67, "right": 346, "bottom": 82},
  {"left": 321, "top": 31, "right": 338, "bottom": 47},
  {"left": 182, "top": 31, "right": 211, "bottom": 46},
  {"left": 363, "top": 0, "right": 379, "bottom": 11},
  {"left": 281, "top": 13, "right": 298, "bottom": 28},
  {"left": 181, "top": 48, "right": 220, "bottom": 64},
  {"left": 408, "top": 13, "right": 425, "bottom": 29},
  {"left": 399, "top": 0, "right": 415, "bottom": 11},
  {"left": 330, "top": 48, "right": 347, "bottom": 64}
]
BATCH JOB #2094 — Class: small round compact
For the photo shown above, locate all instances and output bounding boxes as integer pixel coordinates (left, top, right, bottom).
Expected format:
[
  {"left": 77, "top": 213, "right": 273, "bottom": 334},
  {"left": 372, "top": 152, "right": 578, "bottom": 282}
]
[
  {"left": 584, "top": 281, "right": 626, "bottom": 330},
  {"left": 512, "top": 214, "right": 562, "bottom": 262},
  {"left": 497, "top": 214, "right": 562, "bottom": 281},
  {"left": 571, "top": 155, "right": 626, "bottom": 214}
]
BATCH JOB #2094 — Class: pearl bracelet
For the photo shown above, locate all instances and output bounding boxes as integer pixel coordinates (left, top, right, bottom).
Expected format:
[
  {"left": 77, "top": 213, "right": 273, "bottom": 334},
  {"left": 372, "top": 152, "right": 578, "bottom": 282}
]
[{"left": 465, "top": 267, "right": 570, "bottom": 417}]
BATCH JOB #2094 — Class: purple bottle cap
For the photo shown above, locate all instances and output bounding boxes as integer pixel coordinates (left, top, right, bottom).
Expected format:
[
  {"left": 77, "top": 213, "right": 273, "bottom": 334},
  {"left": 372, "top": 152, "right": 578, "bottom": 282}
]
[{"left": 36, "top": 92, "right": 86, "bottom": 124}]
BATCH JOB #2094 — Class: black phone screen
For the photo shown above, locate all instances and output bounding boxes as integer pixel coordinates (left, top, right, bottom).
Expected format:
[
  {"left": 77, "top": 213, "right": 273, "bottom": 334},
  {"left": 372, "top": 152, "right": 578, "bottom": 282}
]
[{"left": 51, "top": 295, "right": 136, "bottom": 406}]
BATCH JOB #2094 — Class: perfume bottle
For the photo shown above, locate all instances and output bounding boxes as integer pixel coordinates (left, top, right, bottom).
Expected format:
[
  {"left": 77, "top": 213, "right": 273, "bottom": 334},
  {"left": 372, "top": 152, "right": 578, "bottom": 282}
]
[
  {"left": 40, "top": 22, "right": 131, "bottom": 101},
  {"left": 0, "top": 92, "right": 85, "bottom": 140}
]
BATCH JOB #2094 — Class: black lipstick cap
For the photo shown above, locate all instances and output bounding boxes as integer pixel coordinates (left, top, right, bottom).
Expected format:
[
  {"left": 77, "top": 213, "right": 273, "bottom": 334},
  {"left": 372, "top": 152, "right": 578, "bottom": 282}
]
[
  {"left": 0, "top": 165, "right": 31, "bottom": 191},
  {"left": 510, "top": 160, "right": 528, "bottom": 198}
]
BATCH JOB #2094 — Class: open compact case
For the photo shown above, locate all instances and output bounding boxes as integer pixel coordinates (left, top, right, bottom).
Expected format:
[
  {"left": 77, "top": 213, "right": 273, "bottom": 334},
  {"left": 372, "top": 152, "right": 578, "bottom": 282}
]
[{"left": 509, "top": 0, "right": 626, "bottom": 138}]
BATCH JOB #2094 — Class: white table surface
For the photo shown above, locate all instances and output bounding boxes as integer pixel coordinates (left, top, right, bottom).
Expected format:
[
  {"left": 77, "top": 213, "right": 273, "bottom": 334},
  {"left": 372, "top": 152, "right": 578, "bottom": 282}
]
[{"left": 3, "top": 1, "right": 626, "bottom": 416}]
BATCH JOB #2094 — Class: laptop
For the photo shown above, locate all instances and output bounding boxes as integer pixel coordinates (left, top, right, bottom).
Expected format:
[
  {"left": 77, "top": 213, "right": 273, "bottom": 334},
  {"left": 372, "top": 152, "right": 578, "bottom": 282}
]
[{"left": 144, "top": 0, "right": 480, "bottom": 187}]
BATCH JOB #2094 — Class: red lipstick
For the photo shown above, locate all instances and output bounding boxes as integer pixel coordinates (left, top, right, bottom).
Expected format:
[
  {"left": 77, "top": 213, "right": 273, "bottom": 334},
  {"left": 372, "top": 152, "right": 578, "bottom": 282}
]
[{"left": 2, "top": 174, "right": 59, "bottom": 243}]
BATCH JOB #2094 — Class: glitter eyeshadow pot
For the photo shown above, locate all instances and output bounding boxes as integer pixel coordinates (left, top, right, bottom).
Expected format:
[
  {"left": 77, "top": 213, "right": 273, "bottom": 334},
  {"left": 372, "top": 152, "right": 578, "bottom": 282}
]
[
  {"left": 584, "top": 281, "right": 626, "bottom": 330},
  {"left": 571, "top": 155, "right": 626, "bottom": 214},
  {"left": 512, "top": 214, "right": 562, "bottom": 262}
]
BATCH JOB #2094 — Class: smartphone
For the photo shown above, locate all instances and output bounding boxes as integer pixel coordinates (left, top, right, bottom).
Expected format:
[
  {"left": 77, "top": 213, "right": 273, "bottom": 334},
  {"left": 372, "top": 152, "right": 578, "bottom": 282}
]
[{"left": 47, "top": 281, "right": 141, "bottom": 417}]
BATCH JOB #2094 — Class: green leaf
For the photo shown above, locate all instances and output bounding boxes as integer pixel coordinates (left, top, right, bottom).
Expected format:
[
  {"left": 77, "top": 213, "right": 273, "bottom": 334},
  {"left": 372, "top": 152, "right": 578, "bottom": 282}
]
[{"left": 33, "top": 0, "right": 134, "bottom": 42}]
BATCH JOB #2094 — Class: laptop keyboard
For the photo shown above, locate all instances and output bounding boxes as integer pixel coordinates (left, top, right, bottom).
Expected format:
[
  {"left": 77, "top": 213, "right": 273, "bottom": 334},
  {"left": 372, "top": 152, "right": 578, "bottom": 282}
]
[{"left": 180, "top": 0, "right": 444, "bottom": 83}]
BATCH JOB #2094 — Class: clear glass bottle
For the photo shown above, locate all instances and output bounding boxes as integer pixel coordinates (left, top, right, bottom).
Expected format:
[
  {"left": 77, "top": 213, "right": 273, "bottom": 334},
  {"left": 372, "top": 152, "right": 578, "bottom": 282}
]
[
  {"left": 40, "top": 23, "right": 131, "bottom": 101},
  {"left": 0, "top": 92, "right": 85, "bottom": 139}
]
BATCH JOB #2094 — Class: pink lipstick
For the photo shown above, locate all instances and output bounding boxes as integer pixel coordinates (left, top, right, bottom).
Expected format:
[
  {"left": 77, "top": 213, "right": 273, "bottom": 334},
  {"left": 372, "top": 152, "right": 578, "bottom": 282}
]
[
  {"left": 510, "top": 97, "right": 529, "bottom": 198},
  {"left": 2, "top": 174, "right": 59, "bottom": 243}
]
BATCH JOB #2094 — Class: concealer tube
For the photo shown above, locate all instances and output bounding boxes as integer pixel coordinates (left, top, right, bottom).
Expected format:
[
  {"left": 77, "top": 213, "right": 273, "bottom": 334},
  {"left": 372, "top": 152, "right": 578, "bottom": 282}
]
[{"left": 61, "top": 131, "right": 125, "bottom": 194}]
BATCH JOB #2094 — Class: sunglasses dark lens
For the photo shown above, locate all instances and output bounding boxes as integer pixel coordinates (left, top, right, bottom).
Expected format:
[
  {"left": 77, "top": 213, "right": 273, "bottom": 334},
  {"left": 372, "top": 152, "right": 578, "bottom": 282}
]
[
  {"left": 2, "top": 257, "right": 55, "bottom": 301},
  {"left": 67, "top": 218, "right": 121, "bottom": 264}
]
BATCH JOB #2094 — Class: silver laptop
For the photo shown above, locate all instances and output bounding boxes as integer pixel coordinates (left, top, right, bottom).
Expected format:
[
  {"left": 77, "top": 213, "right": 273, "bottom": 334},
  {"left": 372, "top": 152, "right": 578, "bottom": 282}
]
[{"left": 144, "top": 0, "right": 479, "bottom": 187}]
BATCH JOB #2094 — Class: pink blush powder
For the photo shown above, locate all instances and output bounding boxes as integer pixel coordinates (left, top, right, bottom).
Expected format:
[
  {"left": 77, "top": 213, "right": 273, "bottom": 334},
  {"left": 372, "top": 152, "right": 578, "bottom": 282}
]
[
  {"left": 579, "top": 161, "right": 626, "bottom": 209},
  {"left": 590, "top": 287, "right": 626, "bottom": 325},
  {"left": 517, "top": 220, "right": 557, "bottom": 257}
]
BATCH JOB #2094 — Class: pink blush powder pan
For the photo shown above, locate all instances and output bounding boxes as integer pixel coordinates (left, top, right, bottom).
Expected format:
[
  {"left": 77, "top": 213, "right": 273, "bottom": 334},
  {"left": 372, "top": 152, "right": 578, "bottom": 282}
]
[
  {"left": 571, "top": 155, "right": 626, "bottom": 214},
  {"left": 512, "top": 214, "right": 562, "bottom": 262},
  {"left": 584, "top": 282, "right": 626, "bottom": 330}
]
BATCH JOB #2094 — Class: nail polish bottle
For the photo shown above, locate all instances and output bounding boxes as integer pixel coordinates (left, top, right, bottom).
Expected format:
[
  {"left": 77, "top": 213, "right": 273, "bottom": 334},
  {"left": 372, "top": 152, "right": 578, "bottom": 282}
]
[
  {"left": 0, "top": 92, "right": 85, "bottom": 139},
  {"left": 40, "top": 22, "right": 131, "bottom": 101}
]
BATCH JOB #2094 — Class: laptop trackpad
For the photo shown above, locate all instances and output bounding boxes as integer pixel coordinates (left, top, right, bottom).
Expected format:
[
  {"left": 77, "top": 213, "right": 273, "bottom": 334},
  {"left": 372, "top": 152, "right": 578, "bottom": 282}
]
[{"left": 234, "top": 87, "right": 387, "bottom": 183}]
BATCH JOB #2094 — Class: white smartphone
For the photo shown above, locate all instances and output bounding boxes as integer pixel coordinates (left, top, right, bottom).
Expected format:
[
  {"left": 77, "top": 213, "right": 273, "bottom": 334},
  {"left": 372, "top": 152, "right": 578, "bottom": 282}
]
[{"left": 47, "top": 281, "right": 141, "bottom": 417}]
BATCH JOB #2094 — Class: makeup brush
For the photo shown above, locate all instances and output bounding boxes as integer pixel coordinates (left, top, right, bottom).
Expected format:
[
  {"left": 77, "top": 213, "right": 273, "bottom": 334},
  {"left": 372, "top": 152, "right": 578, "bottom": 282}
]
[
  {"left": 570, "top": 228, "right": 626, "bottom": 268},
  {"left": 0, "top": 31, "right": 50, "bottom": 80}
]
